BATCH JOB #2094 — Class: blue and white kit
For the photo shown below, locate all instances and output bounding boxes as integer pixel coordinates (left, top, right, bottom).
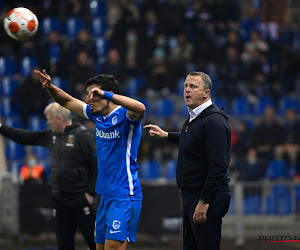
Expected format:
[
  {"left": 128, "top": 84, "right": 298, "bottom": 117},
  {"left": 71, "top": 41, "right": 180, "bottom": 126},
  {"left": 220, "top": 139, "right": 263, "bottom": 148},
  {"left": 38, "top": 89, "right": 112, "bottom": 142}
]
[{"left": 83, "top": 104, "right": 143, "bottom": 243}]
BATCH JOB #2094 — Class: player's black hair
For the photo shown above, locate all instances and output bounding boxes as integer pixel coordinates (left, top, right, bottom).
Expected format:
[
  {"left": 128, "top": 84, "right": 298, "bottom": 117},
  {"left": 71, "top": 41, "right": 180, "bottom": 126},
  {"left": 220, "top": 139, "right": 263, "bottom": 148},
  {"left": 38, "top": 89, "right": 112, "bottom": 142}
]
[{"left": 85, "top": 74, "right": 120, "bottom": 94}]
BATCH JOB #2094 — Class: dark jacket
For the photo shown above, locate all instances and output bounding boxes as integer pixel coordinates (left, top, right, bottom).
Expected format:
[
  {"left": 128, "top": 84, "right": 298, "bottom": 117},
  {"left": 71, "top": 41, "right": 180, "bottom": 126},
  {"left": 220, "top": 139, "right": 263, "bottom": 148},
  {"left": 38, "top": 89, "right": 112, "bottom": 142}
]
[
  {"left": 0, "top": 123, "right": 97, "bottom": 196},
  {"left": 168, "top": 104, "right": 231, "bottom": 204}
]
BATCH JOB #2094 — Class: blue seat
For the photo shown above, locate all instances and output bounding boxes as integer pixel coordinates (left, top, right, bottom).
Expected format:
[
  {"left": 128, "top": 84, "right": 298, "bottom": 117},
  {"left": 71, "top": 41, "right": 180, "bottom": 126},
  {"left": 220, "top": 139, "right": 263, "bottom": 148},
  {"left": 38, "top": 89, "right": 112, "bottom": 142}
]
[
  {"left": 279, "top": 97, "right": 300, "bottom": 114},
  {"left": 139, "top": 160, "right": 160, "bottom": 179},
  {"left": 179, "top": 100, "right": 189, "bottom": 117},
  {"left": 90, "top": 0, "right": 107, "bottom": 17},
  {"left": 165, "top": 160, "right": 177, "bottom": 180},
  {"left": 265, "top": 160, "right": 289, "bottom": 180},
  {"left": 32, "top": 146, "right": 49, "bottom": 158},
  {"left": 138, "top": 98, "right": 151, "bottom": 115},
  {"left": 253, "top": 97, "right": 275, "bottom": 115},
  {"left": 28, "top": 116, "right": 48, "bottom": 131},
  {"left": 289, "top": 163, "right": 296, "bottom": 178},
  {"left": 0, "top": 77, "right": 19, "bottom": 97},
  {"left": 0, "top": 97, "right": 18, "bottom": 117},
  {"left": 243, "top": 195, "right": 262, "bottom": 214},
  {"left": 154, "top": 98, "right": 175, "bottom": 117},
  {"left": 0, "top": 56, "right": 17, "bottom": 76},
  {"left": 64, "top": 17, "right": 85, "bottom": 38},
  {"left": 295, "top": 186, "right": 300, "bottom": 212},
  {"left": 95, "top": 37, "right": 109, "bottom": 57},
  {"left": 39, "top": 159, "right": 50, "bottom": 179},
  {"left": 42, "top": 17, "right": 61, "bottom": 36},
  {"left": 227, "top": 196, "right": 235, "bottom": 214},
  {"left": 242, "top": 119, "right": 255, "bottom": 131},
  {"left": 52, "top": 77, "right": 68, "bottom": 91},
  {"left": 90, "top": 18, "right": 107, "bottom": 37},
  {"left": 176, "top": 77, "right": 185, "bottom": 95},
  {"left": 126, "top": 77, "right": 145, "bottom": 97},
  {"left": 19, "top": 57, "right": 38, "bottom": 77},
  {"left": 231, "top": 97, "right": 251, "bottom": 115},
  {"left": 214, "top": 98, "right": 228, "bottom": 111},
  {"left": 7, "top": 160, "right": 23, "bottom": 173},
  {"left": 3, "top": 117, "right": 24, "bottom": 129},
  {"left": 5, "top": 141, "right": 26, "bottom": 160},
  {"left": 49, "top": 44, "right": 61, "bottom": 64},
  {"left": 266, "top": 185, "right": 291, "bottom": 214}
]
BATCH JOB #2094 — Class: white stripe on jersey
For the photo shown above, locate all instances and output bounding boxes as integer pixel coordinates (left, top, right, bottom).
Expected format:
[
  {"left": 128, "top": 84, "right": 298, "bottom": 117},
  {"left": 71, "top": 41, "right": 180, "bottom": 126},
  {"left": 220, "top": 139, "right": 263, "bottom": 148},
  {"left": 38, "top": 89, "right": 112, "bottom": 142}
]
[
  {"left": 83, "top": 104, "right": 89, "bottom": 119},
  {"left": 126, "top": 125, "right": 134, "bottom": 195}
]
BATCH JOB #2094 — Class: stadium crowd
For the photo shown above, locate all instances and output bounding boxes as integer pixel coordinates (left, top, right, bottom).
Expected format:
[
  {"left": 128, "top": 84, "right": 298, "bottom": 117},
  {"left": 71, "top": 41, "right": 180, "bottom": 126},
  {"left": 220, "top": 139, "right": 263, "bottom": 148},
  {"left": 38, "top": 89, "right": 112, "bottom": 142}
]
[{"left": 0, "top": 0, "right": 300, "bottom": 182}]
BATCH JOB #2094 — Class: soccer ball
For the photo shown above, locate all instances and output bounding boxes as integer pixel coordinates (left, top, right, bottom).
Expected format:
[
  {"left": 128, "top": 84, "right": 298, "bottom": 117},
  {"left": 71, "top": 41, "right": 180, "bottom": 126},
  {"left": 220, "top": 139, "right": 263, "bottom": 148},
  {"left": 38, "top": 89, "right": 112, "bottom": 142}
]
[{"left": 4, "top": 7, "right": 39, "bottom": 41}]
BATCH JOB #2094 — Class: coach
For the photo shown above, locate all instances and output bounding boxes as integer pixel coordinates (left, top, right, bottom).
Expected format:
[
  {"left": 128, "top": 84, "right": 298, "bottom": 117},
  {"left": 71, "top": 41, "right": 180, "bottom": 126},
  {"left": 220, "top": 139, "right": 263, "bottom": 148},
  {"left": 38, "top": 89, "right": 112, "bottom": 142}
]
[
  {"left": 0, "top": 102, "right": 97, "bottom": 250},
  {"left": 144, "top": 71, "right": 231, "bottom": 250}
]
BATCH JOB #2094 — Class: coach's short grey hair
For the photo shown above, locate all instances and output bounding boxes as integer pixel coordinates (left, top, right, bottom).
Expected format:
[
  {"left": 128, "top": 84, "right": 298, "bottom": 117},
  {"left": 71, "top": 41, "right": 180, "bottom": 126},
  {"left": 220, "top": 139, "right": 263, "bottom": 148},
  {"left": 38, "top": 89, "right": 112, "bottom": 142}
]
[
  {"left": 188, "top": 71, "right": 212, "bottom": 92},
  {"left": 44, "top": 103, "right": 72, "bottom": 121}
]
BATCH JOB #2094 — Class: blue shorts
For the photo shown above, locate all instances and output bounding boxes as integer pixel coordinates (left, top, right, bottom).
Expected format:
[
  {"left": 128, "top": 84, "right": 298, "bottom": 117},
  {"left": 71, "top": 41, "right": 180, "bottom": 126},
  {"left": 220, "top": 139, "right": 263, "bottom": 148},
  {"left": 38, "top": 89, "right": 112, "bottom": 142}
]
[{"left": 95, "top": 197, "right": 142, "bottom": 244}]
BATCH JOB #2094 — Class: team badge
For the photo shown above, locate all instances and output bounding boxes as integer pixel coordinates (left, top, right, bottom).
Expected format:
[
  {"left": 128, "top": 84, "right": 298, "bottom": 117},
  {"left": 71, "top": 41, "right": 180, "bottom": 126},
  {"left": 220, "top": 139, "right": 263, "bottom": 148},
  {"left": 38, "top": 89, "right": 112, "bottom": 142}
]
[
  {"left": 112, "top": 220, "right": 121, "bottom": 230},
  {"left": 66, "top": 135, "right": 75, "bottom": 147},
  {"left": 112, "top": 116, "right": 118, "bottom": 125}
]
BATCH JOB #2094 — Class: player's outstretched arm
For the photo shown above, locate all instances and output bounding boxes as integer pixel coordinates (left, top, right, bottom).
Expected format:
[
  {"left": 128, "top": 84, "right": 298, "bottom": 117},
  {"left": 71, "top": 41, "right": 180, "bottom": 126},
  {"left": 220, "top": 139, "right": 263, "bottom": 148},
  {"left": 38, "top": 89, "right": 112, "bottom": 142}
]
[
  {"left": 143, "top": 124, "right": 168, "bottom": 139},
  {"left": 35, "top": 69, "right": 86, "bottom": 117},
  {"left": 88, "top": 87, "right": 146, "bottom": 121}
]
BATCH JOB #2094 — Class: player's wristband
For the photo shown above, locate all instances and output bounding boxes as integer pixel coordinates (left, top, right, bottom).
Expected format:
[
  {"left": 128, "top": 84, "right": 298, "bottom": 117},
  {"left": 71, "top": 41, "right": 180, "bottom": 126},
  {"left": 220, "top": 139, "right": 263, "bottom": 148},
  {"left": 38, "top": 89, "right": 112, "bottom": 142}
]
[{"left": 103, "top": 91, "right": 114, "bottom": 101}]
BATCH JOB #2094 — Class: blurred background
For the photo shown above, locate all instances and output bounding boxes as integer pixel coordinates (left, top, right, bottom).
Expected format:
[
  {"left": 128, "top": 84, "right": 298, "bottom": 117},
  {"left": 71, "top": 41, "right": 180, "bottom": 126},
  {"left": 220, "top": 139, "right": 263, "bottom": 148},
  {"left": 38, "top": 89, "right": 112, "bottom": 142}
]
[{"left": 0, "top": 0, "right": 300, "bottom": 249}]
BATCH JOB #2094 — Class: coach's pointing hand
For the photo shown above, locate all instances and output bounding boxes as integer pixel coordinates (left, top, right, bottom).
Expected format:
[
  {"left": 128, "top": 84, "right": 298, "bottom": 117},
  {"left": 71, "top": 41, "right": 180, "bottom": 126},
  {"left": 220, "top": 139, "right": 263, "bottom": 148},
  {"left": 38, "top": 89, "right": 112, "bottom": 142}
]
[{"left": 144, "top": 124, "right": 168, "bottom": 139}]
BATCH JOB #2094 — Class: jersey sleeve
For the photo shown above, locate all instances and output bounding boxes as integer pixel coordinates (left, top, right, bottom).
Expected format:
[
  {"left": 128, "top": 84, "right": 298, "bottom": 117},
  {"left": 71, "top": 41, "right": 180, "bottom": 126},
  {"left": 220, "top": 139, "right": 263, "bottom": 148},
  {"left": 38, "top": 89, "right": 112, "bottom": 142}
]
[
  {"left": 83, "top": 104, "right": 96, "bottom": 123},
  {"left": 125, "top": 111, "right": 141, "bottom": 127}
]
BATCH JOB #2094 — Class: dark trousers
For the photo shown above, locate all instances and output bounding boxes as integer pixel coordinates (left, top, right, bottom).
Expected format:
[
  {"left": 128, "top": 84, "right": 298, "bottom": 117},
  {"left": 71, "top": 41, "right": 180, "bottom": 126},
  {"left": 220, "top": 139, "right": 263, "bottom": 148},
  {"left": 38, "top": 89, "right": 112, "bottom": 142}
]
[
  {"left": 52, "top": 193, "right": 96, "bottom": 250},
  {"left": 182, "top": 191, "right": 231, "bottom": 250}
]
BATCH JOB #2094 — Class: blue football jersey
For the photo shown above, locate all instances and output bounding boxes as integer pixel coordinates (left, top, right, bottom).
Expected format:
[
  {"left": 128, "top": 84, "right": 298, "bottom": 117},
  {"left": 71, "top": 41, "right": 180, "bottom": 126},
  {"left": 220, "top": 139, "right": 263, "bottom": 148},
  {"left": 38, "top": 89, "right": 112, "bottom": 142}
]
[{"left": 83, "top": 104, "right": 142, "bottom": 199}]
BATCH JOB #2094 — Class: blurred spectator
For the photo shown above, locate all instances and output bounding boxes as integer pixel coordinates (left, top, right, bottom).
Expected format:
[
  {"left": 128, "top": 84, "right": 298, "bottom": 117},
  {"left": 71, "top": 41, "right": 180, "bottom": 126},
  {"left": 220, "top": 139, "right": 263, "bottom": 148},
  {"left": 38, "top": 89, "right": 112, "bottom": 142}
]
[
  {"left": 211, "top": 0, "right": 240, "bottom": 25},
  {"left": 221, "top": 30, "right": 243, "bottom": 55},
  {"left": 238, "top": 148, "right": 265, "bottom": 197},
  {"left": 69, "top": 51, "right": 95, "bottom": 98},
  {"left": 169, "top": 32, "right": 194, "bottom": 65},
  {"left": 138, "top": 10, "right": 164, "bottom": 65},
  {"left": 218, "top": 47, "right": 243, "bottom": 99},
  {"left": 251, "top": 106, "right": 286, "bottom": 163},
  {"left": 13, "top": 69, "right": 50, "bottom": 128},
  {"left": 68, "top": 29, "right": 97, "bottom": 63},
  {"left": 242, "top": 30, "right": 269, "bottom": 79},
  {"left": 240, "top": 5, "right": 261, "bottom": 42},
  {"left": 63, "top": 0, "right": 88, "bottom": 19},
  {"left": 110, "top": 0, "right": 139, "bottom": 49},
  {"left": 20, "top": 153, "right": 46, "bottom": 184},
  {"left": 18, "top": 40, "right": 38, "bottom": 60},
  {"left": 101, "top": 48, "right": 126, "bottom": 83},
  {"left": 238, "top": 148, "right": 265, "bottom": 181},
  {"left": 159, "top": 0, "right": 185, "bottom": 35},
  {"left": 144, "top": 38, "right": 169, "bottom": 96},
  {"left": 121, "top": 28, "right": 142, "bottom": 77},
  {"left": 184, "top": 0, "right": 213, "bottom": 41},
  {"left": 232, "top": 120, "right": 253, "bottom": 164},
  {"left": 260, "top": 0, "right": 286, "bottom": 42},
  {"left": 38, "top": 30, "right": 67, "bottom": 76},
  {"left": 275, "top": 109, "right": 300, "bottom": 164}
]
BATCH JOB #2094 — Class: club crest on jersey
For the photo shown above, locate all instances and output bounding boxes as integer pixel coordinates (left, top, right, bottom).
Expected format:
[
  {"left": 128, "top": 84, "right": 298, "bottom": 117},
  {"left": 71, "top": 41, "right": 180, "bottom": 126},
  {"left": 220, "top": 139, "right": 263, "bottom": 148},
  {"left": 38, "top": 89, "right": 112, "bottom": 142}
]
[
  {"left": 96, "top": 128, "right": 120, "bottom": 139},
  {"left": 112, "top": 220, "right": 121, "bottom": 230},
  {"left": 112, "top": 116, "right": 118, "bottom": 125},
  {"left": 52, "top": 135, "right": 56, "bottom": 144},
  {"left": 66, "top": 135, "right": 75, "bottom": 147}
]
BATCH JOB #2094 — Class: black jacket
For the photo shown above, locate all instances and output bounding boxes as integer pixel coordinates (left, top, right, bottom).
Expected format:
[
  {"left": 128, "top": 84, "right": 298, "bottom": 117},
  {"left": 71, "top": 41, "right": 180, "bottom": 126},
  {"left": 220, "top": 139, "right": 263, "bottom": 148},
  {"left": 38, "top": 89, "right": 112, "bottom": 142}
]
[
  {"left": 168, "top": 104, "right": 231, "bottom": 204},
  {"left": 0, "top": 123, "right": 97, "bottom": 196}
]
